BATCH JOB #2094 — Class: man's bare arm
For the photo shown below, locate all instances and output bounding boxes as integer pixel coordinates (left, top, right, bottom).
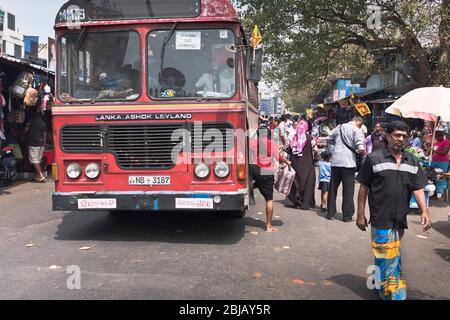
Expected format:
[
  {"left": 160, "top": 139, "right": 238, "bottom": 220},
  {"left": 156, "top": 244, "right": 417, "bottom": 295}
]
[{"left": 356, "top": 185, "right": 369, "bottom": 231}]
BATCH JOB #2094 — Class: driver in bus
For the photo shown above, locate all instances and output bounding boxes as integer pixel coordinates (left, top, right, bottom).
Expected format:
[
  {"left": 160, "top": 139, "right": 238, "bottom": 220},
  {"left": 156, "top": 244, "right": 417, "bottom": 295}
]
[
  {"left": 195, "top": 57, "right": 235, "bottom": 97},
  {"left": 218, "top": 57, "right": 235, "bottom": 96},
  {"left": 93, "top": 58, "right": 135, "bottom": 99}
]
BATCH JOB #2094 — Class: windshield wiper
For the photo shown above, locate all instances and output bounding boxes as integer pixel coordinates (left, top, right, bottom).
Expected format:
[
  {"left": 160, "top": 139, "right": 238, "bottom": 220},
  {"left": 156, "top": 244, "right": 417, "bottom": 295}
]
[
  {"left": 75, "top": 27, "right": 88, "bottom": 51},
  {"left": 159, "top": 22, "right": 178, "bottom": 83},
  {"left": 145, "top": 0, "right": 154, "bottom": 16}
]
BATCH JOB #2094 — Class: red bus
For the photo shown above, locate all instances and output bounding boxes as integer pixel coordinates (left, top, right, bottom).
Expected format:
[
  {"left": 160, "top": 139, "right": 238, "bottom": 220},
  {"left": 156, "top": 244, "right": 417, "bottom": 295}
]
[{"left": 52, "top": 0, "right": 262, "bottom": 216}]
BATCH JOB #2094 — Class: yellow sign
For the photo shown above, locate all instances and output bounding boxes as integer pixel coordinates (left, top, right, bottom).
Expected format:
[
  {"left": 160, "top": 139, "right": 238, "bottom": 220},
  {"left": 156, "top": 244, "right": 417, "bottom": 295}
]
[
  {"left": 355, "top": 103, "right": 371, "bottom": 117},
  {"left": 251, "top": 25, "right": 262, "bottom": 48}
]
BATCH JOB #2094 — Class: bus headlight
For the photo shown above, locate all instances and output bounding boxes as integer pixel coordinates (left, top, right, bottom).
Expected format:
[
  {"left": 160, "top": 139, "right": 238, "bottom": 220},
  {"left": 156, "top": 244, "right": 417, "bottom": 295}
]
[
  {"left": 194, "top": 163, "right": 210, "bottom": 179},
  {"left": 85, "top": 163, "right": 100, "bottom": 179},
  {"left": 214, "top": 162, "right": 230, "bottom": 178},
  {"left": 66, "top": 163, "right": 82, "bottom": 179}
]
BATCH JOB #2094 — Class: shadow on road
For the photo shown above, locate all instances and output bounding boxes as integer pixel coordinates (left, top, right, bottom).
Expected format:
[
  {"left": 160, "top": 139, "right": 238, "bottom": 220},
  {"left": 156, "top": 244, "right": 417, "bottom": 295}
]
[
  {"left": 309, "top": 208, "right": 348, "bottom": 221},
  {"left": 273, "top": 199, "right": 290, "bottom": 207},
  {"left": 0, "top": 190, "right": 11, "bottom": 196},
  {"left": 434, "top": 248, "right": 450, "bottom": 264},
  {"left": 54, "top": 211, "right": 252, "bottom": 244},
  {"left": 407, "top": 288, "right": 450, "bottom": 300},
  {"left": 327, "top": 274, "right": 378, "bottom": 300},
  {"left": 431, "top": 221, "right": 450, "bottom": 239},
  {"left": 429, "top": 199, "right": 449, "bottom": 209},
  {"left": 0, "top": 180, "right": 28, "bottom": 195},
  {"left": 243, "top": 216, "right": 284, "bottom": 231},
  {"left": 329, "top": 274, "right": 450, "bottom": 300}
]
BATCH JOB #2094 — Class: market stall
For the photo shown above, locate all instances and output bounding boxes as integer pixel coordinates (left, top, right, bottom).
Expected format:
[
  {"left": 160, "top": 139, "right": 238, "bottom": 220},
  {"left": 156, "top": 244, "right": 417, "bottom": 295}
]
[{"left": 0, "top": 55, "right": 55, "bottom": 182}]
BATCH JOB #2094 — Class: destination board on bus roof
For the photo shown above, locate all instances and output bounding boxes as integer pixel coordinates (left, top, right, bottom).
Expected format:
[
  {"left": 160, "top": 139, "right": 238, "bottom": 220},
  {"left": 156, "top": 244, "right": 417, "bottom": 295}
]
[{"left": 56, "top": 0, "right": 201, "bottom": 23}]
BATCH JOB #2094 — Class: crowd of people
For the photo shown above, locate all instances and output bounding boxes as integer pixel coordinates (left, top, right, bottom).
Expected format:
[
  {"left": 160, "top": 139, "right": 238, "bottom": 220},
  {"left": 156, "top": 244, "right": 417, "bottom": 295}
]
[{"left": 250, "top": 112, "right": 448, "bottom": 300}]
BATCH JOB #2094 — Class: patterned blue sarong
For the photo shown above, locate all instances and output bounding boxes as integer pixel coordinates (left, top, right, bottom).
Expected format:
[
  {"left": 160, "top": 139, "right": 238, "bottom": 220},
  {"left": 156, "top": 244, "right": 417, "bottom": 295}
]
[{"left": 371, "top": 227, "right": 406, "bottom": 300}]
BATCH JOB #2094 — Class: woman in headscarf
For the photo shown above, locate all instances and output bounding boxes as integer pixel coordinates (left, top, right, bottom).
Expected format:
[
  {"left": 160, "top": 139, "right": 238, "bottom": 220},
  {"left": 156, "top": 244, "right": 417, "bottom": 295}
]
[{"left": 287, "top": 120, "right": 316, "bottom": 210}]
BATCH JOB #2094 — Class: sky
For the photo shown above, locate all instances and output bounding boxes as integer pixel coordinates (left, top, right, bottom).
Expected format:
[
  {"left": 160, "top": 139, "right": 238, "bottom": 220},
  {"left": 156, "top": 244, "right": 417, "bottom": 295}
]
[{"left": 1, "top": 0, "right": 67, "bottom": 41}]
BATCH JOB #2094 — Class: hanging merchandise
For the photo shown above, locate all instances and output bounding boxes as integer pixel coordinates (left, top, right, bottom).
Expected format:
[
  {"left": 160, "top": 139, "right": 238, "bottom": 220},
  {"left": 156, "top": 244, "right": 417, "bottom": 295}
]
[
  {"left": 24, "top": 86, "right": 39, "bottom": 107},
  {"left": 40, "top": 85, "right": 54, "bottom": 113},
  {"left": 11, "top": 71, "right": 35, "bottom": 98},
  {"left": 0, "top": 77, "right": 6, "bottom": 114},
  {"left": 0, "top": 93, "right": 5, "bottom": 127},
  {"left": 0, "top": 93, "right": 5, "bottom": 108}
]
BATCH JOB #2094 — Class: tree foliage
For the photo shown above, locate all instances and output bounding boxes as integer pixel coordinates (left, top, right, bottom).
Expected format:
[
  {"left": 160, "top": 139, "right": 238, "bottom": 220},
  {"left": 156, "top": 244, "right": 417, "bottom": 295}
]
[{"left": 238, "top": 0, "right": 450, "bottom": 101}]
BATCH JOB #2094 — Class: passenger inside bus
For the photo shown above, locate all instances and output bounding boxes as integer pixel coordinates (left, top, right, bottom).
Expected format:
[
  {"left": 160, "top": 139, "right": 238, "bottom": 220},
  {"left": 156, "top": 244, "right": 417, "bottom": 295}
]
[
  {"left": 195, "top": 57, "right": 235, "bottom": 98},
  {"left": 159, "top": 67, "right": 186, "bottom": 98},
  {"left": 218, "top": 57, "right": 235, "bottom": 96},
  {"left": 195, "top": 72, "right": 214, "bottom": 94}
]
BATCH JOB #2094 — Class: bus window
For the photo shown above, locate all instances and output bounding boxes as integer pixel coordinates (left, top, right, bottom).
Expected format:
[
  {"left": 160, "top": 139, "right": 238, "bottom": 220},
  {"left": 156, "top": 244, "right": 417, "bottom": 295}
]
[
  {"left": 58, "top": 31, "right": 141, "bottom": 102},
  {"left": 148, "top": 29, "right": 237, "bottom": 100}
]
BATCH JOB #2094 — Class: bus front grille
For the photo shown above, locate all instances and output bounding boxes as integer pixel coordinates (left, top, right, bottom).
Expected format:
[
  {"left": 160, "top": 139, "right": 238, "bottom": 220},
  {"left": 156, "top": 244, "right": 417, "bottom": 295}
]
[
  {"left": 108, "top": 124, "right": 185, "bottom": 170},
  {"left": 61, "top": 125, "right": 102, "bottom": 152},
  {"left": 190, "top": 123, "right": 234, "bottom": 152}
]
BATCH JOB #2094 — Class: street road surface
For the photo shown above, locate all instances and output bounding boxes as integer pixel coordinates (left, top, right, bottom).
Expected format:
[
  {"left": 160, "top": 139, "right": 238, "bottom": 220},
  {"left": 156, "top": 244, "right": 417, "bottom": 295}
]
[{"left": 0, "top": 180, "right": 449, "bottom": 300}]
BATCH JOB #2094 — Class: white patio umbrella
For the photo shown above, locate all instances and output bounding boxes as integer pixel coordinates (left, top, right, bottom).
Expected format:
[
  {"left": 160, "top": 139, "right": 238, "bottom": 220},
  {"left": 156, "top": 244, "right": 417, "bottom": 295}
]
[
  {"left": 385, "top": 86, "right": 450, "bottom": 121},
  {"left": 385, "top": 86, "right": 450, "bottom": 164}
]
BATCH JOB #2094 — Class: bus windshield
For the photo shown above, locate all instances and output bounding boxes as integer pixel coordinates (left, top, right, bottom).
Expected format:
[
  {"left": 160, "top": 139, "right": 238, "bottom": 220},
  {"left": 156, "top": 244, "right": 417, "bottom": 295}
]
[
  {"left": 148, "top": 29, "right": 237, "bottom": 100},
  {"left": 58, "top": 31, "right": 141, "bottom": 102}
]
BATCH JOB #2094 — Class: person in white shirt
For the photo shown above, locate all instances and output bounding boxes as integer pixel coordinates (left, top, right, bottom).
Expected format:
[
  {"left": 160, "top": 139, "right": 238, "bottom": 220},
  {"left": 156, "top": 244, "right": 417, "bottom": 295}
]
[
  {"left": 278, "top": 114, "right": 290, "bottom": 146},
  {"left": 361, "top": 124, "right": 368, "bottom": 137},
  {"left": 195, "top": 73, "right": 214, "bottom": 93}
]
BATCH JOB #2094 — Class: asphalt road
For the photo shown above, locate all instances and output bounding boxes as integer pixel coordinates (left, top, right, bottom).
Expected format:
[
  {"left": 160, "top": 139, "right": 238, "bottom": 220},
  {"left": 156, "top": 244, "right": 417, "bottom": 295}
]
[{"left": 0, "top": 179, "right": 449, "bottom": 300}]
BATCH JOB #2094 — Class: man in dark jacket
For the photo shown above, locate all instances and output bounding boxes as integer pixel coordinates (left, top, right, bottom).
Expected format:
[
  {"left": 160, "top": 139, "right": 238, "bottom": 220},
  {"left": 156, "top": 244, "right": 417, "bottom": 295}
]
[
  {"left": 26, "top": 106, "right": 47, "bottom": 182},
  {"left": 356, "top": 120, "right": 431, "bottom": 300}
]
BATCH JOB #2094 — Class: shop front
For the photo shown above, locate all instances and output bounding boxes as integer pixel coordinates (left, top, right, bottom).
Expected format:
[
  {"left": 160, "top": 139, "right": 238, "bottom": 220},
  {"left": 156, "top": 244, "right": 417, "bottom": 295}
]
[{"left": 0, "top": 55, "right": 54, "bottom": 185}]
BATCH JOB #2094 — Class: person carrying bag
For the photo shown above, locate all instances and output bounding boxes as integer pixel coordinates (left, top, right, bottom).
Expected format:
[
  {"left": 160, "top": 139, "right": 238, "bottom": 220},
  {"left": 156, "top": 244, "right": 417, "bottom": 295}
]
[
  {"left": 326, "top": 117, "right": 366, "bottom": 222},
  {"left": 340, "top": 125, "right": 364, "bottom": 172},
  {"left": 274, "top": 165, "right": 296, "bottom": 196}
]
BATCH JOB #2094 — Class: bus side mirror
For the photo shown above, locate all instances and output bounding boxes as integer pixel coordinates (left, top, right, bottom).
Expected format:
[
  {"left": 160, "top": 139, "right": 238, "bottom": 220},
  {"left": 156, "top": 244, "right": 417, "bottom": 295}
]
[{"left": 246, "top": 48, "right": 263, "bottom": 82}]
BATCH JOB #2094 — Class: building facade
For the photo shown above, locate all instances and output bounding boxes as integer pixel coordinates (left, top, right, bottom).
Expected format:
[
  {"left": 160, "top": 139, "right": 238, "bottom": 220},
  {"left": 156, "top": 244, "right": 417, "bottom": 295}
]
[
  {"left": 258, "top": 84, "right": 285, "bottom": 116},
  {"left": 0, "top": 6, "right": 24, "bottom": 59}
]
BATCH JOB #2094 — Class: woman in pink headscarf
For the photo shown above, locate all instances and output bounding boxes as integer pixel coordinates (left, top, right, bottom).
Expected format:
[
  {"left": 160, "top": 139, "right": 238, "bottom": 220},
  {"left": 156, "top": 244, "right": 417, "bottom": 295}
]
[{"left": 287, "top": 119, "right": 316, "bottom": 210}]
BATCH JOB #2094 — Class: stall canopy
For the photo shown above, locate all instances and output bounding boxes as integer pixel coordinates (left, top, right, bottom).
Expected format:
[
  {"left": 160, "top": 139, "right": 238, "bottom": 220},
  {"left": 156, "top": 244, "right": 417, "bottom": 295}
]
[{"left": 0, "top": 55, "right": 55, "bottom": 75}]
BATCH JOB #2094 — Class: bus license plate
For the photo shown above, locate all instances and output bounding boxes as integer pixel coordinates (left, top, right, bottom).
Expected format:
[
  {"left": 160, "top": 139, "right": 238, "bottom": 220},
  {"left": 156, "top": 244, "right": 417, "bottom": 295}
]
[
  {"left": 78, "top": 199, "right": 117, "bottom": 209},
  {"left": 175, "top": 198, "right": 214, "bottom": 209},
  {"left": 128, "top": 176, "right": 171, "bottom": 185}
]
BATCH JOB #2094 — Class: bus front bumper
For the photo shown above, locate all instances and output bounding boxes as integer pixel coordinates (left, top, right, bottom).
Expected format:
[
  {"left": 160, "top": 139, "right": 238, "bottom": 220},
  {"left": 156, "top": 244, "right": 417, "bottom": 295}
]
[{"left": 52, "top": 191, "right": 247, "bottom": 212}]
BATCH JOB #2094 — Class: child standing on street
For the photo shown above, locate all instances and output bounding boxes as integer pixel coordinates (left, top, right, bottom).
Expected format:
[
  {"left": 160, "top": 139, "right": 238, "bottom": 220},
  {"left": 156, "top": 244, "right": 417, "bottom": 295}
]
[{"left": 318, "top": 151, "right": 332, "bottom": 212}]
